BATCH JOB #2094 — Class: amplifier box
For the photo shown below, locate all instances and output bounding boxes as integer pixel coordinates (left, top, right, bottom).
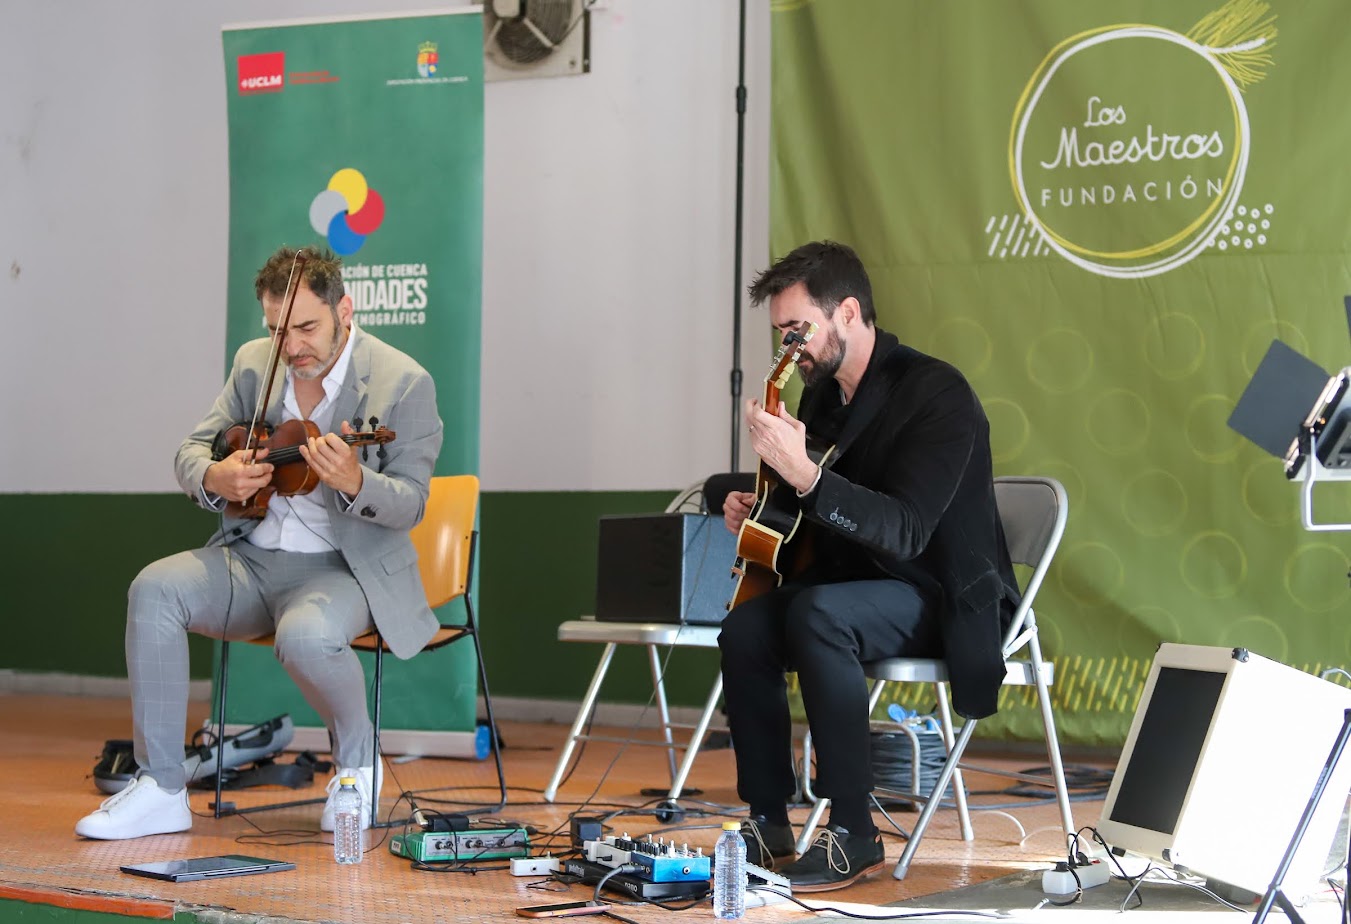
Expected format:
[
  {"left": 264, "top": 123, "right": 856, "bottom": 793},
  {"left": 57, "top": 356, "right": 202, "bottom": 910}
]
[
  {"left": 595, "top": 513, "right": 737, "bottom": 626},
  {"left": 389, "top": 827, "right": 530, "bottom": 862}
]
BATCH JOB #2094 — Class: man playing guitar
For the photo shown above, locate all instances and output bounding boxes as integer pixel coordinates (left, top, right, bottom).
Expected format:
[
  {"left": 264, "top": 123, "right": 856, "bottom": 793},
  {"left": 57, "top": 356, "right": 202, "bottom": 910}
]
[{"left": 719, "top": 241, "right": 1018, "bottom": 891}]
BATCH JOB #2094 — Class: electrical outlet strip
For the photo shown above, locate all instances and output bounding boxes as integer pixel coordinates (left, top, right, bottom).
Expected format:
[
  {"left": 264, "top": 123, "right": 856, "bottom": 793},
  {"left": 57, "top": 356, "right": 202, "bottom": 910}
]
[
  {"left": 1042, "top": 859, "right": 1111, "bottom": 895},
  {"left": 1078, "top": 838, "right": 1111, "bottom": 861},
  {"left": 510, "top": 857, "right": 562, "bottom": 877}
]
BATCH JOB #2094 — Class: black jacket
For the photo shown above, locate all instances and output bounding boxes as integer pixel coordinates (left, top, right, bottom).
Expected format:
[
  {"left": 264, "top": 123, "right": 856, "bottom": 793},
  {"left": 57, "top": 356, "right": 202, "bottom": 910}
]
[{"left": 797, "top": 328, "right": 1020, "bottom": 719}]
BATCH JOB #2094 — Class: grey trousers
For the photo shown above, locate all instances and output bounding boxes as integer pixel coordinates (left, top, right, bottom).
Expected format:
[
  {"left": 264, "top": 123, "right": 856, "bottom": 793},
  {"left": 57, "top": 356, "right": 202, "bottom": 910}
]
[{"left": 126, "top": 542, "right": 375, "bottom": 792}]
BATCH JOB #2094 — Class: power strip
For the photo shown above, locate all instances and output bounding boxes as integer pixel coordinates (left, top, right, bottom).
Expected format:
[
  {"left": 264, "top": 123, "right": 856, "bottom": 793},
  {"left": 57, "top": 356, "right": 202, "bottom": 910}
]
[
  {"left": 1042, "top": 859, "right": 1111, "bottom": 895},
  {"left": 510, "top": 857, "right": 563, "bottom": 877}
]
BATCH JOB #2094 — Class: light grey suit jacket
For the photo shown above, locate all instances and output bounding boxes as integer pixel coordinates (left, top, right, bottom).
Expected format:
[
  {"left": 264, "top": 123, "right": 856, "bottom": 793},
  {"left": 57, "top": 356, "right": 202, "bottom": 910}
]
[{"left": 175, "top": 327, "right": 444, "bottom": 659}]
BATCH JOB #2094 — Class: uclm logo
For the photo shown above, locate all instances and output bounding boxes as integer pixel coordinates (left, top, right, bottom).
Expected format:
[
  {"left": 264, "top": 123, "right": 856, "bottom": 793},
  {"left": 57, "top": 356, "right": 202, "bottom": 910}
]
[{"left": 238, "top": 52, "right": 285, "bottom": 94}]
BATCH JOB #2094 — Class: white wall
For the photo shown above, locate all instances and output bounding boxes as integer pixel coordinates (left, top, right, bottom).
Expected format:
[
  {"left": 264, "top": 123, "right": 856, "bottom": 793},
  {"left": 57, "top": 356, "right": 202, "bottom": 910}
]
[{"left": 0, "top": 1, "right": 769, "bottom": 494}]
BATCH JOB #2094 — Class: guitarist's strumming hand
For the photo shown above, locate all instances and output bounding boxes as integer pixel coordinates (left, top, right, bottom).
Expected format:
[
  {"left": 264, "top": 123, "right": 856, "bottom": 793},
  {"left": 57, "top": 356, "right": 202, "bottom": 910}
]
[{"left": 745, "top": 398, "right": 819, "bottom": 494}]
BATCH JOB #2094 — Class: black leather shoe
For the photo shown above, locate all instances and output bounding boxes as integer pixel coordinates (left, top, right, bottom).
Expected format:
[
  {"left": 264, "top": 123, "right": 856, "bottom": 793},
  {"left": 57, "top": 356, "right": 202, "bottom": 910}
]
[
  {"left": 741, "top": 815, "right": 796, "bottom": 869},
  {"left": 777, "top": 824, "right": 885, "bottom": 891}
]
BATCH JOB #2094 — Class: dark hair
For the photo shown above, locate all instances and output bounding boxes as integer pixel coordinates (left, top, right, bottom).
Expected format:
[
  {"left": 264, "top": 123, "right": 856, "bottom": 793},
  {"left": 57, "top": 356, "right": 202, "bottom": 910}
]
[
  {"left": 254, "top": 245, "right": 346, "bottom": 312},
  {"left": 747, "top": 240, "right": 875, "bottom": 325}
]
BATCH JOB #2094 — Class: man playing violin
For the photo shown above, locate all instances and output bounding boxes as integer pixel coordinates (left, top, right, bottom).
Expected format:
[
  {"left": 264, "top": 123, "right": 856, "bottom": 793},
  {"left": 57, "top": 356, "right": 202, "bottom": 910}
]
[
  {"left": 719, "top": 241, "right": 1018, "bottom": 890},
  {"left": 76, "top": 246, "right": 443, "bottom": 840}
]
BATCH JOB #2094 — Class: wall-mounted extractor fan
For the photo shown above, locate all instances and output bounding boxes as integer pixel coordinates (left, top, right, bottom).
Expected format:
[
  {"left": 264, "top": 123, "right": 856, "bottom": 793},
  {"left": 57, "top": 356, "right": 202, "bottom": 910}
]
[{"left": 484, "top": 0, "right": 591, "bottom": 82}]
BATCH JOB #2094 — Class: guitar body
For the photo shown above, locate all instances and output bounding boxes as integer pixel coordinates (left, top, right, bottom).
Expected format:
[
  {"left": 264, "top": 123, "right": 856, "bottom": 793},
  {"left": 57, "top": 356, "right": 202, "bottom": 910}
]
[{"left": 729, "top": 442, "right": 835, "bottom": 610}]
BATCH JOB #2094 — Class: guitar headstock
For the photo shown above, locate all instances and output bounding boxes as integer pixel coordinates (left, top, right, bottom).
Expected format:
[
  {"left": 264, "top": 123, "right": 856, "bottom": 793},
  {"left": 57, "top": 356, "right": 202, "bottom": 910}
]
[{"left": 766, "top": 322, "right": 818, "bottom": 390}]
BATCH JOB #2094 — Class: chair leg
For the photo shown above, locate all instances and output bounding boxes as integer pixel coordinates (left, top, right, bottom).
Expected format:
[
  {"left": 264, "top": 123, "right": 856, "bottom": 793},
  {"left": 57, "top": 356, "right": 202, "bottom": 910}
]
[
  {"left": 213, "top": 641, "right": 231, "bottom": 819},
  {"left": 372, "top": 642, "right": 383, "bottom": 829},
  {"left": 667, "top": 672, "right": 723, "bottom": 802},
  {"left": 894, "top": 718, "right": 979, "bottom": 880},
  {"left": 468, "top": 626, "right": 507, "bottom": 810},
  {"left": 544, "top": 642, "right": 616, "bottom": 802},
  {"left": 460, "top": 533, "right": 506, "bottom": 808},
  {"left": 796, "top": 797, "right": 830, "bottom": 855},
  {"left": 933, "top": 681, "right": 974, "bottom": 841},
  {"left": 206, "top": 639, "right": 327, "bottom": 821},
  {"left": 1028, "top": 627, "right": 1074, "bottom": 844},
  {"left": 646, "top": 644, "right": 680, "bottom": 785}
]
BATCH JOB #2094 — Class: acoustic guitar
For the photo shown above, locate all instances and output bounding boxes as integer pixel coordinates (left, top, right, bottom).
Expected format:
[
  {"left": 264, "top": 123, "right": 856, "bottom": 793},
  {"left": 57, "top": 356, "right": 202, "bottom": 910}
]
[{"left": 728, "top": 323, "right": 836, "bottom": 610}]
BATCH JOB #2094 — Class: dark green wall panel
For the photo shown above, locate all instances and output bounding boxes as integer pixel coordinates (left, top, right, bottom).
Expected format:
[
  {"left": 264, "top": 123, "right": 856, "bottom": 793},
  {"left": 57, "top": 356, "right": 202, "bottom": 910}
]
[
  {"left": 2, "top": 490, "right": 723, "bottom": 708},
  {"left": 5, "top": 494, "right": 217, "bottom": 676}
]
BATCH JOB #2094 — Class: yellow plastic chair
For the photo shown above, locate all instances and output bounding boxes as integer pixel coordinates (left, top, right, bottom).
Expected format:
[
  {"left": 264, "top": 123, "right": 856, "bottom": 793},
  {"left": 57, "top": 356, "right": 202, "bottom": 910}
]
[{"left": 212, "top": 474, "right": 505, "bottom": 825}]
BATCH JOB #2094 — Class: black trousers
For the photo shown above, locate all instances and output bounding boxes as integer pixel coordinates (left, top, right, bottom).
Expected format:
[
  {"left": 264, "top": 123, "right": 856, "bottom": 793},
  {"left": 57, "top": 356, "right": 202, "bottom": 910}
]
[{"left": 717, "top": 579, "right": 940, "bottom": 808}]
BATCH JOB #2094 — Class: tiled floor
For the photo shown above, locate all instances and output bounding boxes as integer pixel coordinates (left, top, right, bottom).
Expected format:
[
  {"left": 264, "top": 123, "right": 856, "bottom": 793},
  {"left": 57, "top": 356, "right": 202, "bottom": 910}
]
[{"left": 6, "top": 692, "right": 1108, "bottom": 923}]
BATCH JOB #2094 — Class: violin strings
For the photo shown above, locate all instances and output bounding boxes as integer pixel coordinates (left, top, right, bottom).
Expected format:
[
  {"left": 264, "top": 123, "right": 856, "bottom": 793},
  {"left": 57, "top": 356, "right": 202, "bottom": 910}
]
[{"left": 257, "top": 434, "right": 382, "bottom": 466}]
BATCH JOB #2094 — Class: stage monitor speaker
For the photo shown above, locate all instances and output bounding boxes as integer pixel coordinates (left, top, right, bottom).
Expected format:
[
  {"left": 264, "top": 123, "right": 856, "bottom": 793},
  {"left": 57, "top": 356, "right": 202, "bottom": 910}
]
[
  {"left": 1097, "top": 643, "right": 1351, "bottom": 898},
  {"left": 594, "top": 513, "right": 736, "bottom": 626}
]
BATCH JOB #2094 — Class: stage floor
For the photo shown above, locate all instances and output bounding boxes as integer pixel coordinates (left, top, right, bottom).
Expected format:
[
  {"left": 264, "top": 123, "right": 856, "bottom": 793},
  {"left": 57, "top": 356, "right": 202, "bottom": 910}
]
[{"left": 5, "top": 692, "right": 1099, "bottom": 923}]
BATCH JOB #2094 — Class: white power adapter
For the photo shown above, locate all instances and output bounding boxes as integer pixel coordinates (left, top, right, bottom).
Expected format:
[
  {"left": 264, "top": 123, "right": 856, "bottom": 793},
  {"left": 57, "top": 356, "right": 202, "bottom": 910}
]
[
  {"left": 510, "top": 857, "right": 562, "bottom": 877},
  {"left": 1041, "top": 859, "right": 1111, "bottom": 895}
]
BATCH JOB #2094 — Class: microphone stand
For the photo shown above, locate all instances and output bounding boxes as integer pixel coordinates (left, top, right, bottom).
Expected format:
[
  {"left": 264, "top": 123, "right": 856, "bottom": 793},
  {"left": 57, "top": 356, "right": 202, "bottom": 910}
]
[{"left": 728, "top": 0, "right": 748, "bottom": 472}]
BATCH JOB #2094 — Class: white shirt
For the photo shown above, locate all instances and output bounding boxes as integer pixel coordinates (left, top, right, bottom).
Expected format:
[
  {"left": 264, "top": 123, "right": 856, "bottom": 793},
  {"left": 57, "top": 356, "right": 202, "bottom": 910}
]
[
  {"left": 195, "top": 326, "right": 359, "bottom": 550},
  {"left": 245, "top": 326, "right": 358, "bottom": 552}
]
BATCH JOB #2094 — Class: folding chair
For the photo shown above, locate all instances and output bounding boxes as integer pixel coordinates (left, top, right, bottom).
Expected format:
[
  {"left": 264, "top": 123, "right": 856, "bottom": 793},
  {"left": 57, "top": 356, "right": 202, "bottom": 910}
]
[
  {"left": 543, "top": 475, "right": 751, "bottom": 808},
  {"left": 795, "top": 475, "right": 1072, "bottom": 880},
  {"left": 543, "top": 620, "right": 724, "bottom": 808},
  {"left": 212, "top": 474, "right": 506, "bottom": 825}
]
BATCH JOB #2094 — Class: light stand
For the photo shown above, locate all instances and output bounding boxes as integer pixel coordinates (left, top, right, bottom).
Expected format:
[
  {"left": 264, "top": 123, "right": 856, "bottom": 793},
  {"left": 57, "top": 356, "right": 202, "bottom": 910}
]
[
  {"left": 1285, "top": 367, "right": 1351, "bottom": 530},
  {"left": 1267, "top": 371, "right": 1351, "bottom": 923},
  {"left": 1252, "top": 709, "right": 1351, "bottom": 924}
]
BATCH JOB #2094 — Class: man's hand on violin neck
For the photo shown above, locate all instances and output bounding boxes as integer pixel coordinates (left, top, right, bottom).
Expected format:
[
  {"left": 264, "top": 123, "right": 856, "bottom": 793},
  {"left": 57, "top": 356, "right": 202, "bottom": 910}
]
[
  {"left": 205, "top": 449, "right": 275, "bottom": 503},
  {"left": 298, "top": 421, "right": 364, "bottom": 497}
]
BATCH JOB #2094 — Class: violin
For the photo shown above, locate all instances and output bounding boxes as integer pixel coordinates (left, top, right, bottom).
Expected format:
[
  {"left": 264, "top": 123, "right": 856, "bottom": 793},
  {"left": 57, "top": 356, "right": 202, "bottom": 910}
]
[
  {"left": 210, "top": 419, "right": 396, "bottom": 519},
  {"left": 210, "top": 249, "right": 397, "bottom": 520}
]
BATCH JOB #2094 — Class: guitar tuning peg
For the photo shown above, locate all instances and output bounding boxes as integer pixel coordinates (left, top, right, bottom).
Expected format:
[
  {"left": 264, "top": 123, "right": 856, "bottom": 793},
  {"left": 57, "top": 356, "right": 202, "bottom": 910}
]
[
  {"left": 377, "top": 443, "right": 388, "bottom": 461},
  {"left": 362, "top": 445, "right": 370, "bottom": 462},
  {"left": 369, "top": 416, "right": 380, "bottom": 429},
  {"left": 352, "top": 417, "right": 365, "bottom": 432}
]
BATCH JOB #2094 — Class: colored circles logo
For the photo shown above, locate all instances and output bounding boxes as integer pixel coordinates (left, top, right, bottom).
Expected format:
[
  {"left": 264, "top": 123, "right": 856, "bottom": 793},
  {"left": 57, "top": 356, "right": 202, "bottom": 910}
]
[{"left": 309, "top": 168, "right": 385, "bottom": 255}]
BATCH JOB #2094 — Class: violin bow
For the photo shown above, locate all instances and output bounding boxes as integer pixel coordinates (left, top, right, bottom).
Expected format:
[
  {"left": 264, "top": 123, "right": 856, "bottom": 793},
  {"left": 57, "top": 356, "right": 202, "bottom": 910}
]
[{"left": 244, "top": 250, "right": 309, "bottom": 461}]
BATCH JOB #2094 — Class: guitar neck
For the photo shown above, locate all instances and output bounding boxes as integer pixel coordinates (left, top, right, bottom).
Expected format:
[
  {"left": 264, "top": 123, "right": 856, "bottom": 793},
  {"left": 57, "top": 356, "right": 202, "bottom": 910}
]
[{"left": 762, "top": 379, "right": 782, "bottom": 418}]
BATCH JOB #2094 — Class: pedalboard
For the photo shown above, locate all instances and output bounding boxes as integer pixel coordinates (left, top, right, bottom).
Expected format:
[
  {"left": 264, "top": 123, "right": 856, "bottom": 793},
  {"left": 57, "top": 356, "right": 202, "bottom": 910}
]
[
  {"left": 390, "top": 826, "right": 530, "bottom": 862},
  {"left": 562, "top": 858, "right": 709, "bottom": 901},
  {"left": 584, "top": 835, "right": 711, "bottom": 883}
]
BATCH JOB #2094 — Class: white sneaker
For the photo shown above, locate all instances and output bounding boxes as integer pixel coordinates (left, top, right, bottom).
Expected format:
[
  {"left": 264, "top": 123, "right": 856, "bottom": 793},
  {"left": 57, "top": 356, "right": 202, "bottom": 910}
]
[
  {"left": 320, "top": 760, "right": 383, "bottom": 831},
  {"left": 75, "top": 776, "right": 192, "bottom": 840}
]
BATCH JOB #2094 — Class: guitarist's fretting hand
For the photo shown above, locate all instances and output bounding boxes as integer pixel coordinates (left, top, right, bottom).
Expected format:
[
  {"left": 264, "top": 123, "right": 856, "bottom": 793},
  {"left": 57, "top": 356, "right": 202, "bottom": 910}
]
[
  {"left": 745, "top": 399, "right": 819, "bottom": 494},
  {"left": 724, "top": 490, "right": 756, "bottom": 534}
]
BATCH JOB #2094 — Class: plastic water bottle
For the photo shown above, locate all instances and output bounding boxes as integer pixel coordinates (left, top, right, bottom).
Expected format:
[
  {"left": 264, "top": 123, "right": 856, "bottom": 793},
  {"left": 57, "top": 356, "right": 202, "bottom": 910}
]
[
  {"left": 714, "top": 821, "right": 746, "bottom": 919},
  {"left": 332, "top": 776, "right": 364, "bottom": 865}
]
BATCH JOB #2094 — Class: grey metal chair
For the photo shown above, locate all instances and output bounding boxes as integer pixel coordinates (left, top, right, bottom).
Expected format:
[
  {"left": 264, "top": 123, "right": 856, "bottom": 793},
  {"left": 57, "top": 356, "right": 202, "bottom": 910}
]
[{"left": 796, "top": 475, "right": 1073, "bottom": 880}]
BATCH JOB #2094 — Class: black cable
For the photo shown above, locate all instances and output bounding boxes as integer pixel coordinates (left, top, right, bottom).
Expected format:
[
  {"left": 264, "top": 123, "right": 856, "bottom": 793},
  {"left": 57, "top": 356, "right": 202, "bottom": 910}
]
[
  {"left": 592, "top": 864, "right": 641, "bottom": 903},
  {"left": 749, "top": 887, "right": 1003, "bottom": 920},
  {"left": 600, "top": 912, "right": 641, "bottom": 924}
]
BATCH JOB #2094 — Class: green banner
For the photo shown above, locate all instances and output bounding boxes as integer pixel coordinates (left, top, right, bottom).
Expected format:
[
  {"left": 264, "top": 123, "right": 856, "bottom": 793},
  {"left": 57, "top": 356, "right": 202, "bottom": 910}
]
[
  {"left": 219, "top": 11, "right": 484, "bottom": 739},
  {"left": 771, "top": 0, "right": 1351, "bottom": 743}
]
